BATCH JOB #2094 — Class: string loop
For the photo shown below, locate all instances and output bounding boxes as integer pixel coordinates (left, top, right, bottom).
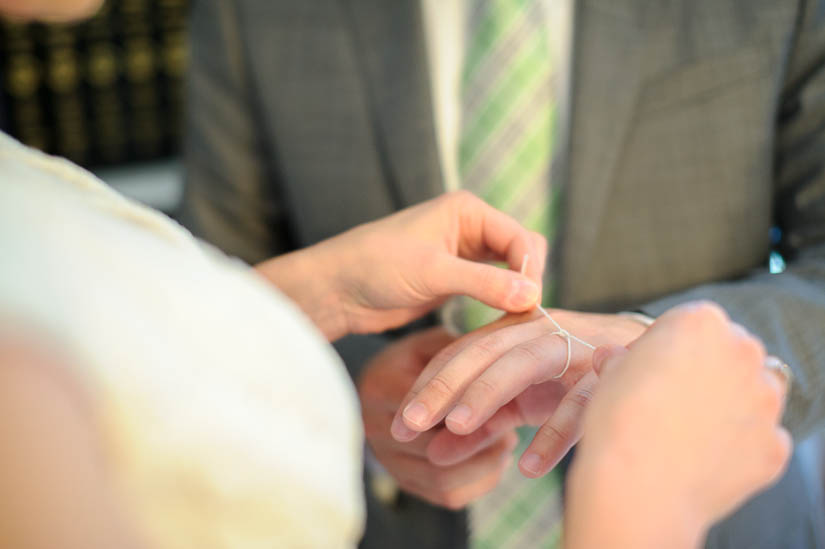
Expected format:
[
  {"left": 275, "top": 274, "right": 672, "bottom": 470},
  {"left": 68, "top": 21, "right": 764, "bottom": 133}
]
[{"left": 520, "top": 254, "right": 595, "bottom": 379}]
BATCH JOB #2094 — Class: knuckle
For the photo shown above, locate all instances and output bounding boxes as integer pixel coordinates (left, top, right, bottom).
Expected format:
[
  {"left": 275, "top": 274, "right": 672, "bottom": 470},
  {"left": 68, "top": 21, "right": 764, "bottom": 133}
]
[
  {"left": 763, "top": 436, "right": 791, "bottom": 482},
  {"left": 449, "top": 189, "right": 479, "bottom": 208},
  {"left": 472, "top": 332, "right": 506, "bottom": 360},
  {"left": 473, "top": 376, "right": 501, "bottom": 401},
  {"left": 700, "top": 301, "right": 729, "bottom": 322},
  {"left": 738, "top": 335, "right": 766, "bottom": 366},
  {"left": 758, "top": 383, "right": 783, "bottom": 418},
  {"left": 511, "top": 339, "right": 545, "bottom": 370},
  {"left": 431, "top": 344, "right": 461, "bottom": 369},
  {"left": 685, "top": 301, "right": 728, "bottom": 327},
  {"left": 535, "top": 421, "right": 570, "bottom": 448},
  {"left": 426, "top": 375, "right": 458, "bottom": 404},
  {"left": 441, "top": 495, "right": 466, "bottom": 511},
  {"left": 566, "top": 385, "right": 595, "bottom": 409}
]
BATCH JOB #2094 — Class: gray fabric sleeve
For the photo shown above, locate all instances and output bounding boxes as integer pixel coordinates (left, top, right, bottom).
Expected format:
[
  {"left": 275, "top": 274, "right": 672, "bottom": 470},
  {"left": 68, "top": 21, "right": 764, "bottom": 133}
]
[
  {"left": 334, "top": 334, "right": 394, "bottom": 382},
  {"left": 180, "top": 0, "right": 394, "bottom": 379},
  {"left": 639, "top": 244, "right": 825, "bottom": 441},
  {"left": 641, "top": 9, "right": 825, "bottom": 441},
  {"left": 178, "top": 0, "right": 290, "bottom": 265}
]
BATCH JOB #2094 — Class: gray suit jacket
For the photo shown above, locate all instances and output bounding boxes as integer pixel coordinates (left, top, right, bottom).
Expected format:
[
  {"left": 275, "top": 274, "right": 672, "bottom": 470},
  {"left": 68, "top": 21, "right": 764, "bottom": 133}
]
[{"left": 181, "top": 1, "right": 825, "bottom": 547}]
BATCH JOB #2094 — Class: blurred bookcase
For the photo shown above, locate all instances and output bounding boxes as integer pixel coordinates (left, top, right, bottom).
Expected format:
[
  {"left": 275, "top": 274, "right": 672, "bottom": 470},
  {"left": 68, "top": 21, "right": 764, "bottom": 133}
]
[{"left": 0, "top": 0, "right": 188, "bottom": 169}]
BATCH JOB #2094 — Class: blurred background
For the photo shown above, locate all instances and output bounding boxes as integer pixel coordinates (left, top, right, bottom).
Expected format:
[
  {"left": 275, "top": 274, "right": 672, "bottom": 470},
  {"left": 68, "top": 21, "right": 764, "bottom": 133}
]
[{"left": 0, "top": 0, "right": 185, "bottom": 214}]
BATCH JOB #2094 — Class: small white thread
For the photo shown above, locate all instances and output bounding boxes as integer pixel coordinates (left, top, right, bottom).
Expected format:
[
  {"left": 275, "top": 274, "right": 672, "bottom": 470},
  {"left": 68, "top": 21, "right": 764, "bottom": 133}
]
[{"left": 521, "top": 254, "right": 595, "bottom": 379}]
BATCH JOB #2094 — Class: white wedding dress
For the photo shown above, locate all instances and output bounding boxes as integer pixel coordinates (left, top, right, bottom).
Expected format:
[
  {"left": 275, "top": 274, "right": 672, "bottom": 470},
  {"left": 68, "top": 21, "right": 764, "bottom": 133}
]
[{"left": 0, "top": 132, "right": 364, "bottom": 548}]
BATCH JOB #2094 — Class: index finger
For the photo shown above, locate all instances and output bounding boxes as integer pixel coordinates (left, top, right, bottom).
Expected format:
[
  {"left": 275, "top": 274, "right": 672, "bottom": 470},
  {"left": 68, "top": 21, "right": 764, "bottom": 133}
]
[
  {"left": 390, "top": 311, "right": 536, "bottom": 442},
  {"left": 394, "top": 317, "right": 552, "bottom": 436}
]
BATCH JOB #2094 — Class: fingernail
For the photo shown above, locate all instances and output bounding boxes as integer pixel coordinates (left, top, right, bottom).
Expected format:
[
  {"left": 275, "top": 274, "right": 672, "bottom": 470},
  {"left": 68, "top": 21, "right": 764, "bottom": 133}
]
[
  {"left": 508, "top": 279, "right": 540, "bottom": 308},
  {"left": 391, "top": 417, "right": 418, "bottom": 441},
  {"left": 403, "top": 402, "right": 429, "bottom": 428},
  {"left": 519, "top": 453, "right": 544, "bottom": 477},
  {"left": 446, "top": 404, "right": 473, "bottom": 429}
]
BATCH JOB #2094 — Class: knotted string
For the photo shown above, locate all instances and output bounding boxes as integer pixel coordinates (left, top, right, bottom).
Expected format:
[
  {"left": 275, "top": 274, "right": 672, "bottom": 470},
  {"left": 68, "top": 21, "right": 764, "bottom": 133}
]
[{"left": 520, "top": 255, "right": 595, "bottom": 379}]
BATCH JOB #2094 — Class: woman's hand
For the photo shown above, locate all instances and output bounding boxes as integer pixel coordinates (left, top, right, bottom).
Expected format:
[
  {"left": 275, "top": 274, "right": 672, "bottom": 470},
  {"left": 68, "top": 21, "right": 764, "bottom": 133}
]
[
  {"left": 565, "top": 302, "right": 791, "bottom": 549},
  {"left": 256, "top": 191, "right": 546, "bottom": 341}
]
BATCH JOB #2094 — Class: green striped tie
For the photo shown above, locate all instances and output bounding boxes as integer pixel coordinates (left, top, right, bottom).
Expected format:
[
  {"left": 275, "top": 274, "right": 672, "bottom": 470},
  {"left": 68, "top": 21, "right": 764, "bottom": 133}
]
[
  {"left": 472, "top": 428, "right": 563, "bottom": 549},
  {"left": 459, "top": 0, "right": 561, "bottom": 331},
  {"left": 459, "top": 1, "right": 564, "bottom": 548}
]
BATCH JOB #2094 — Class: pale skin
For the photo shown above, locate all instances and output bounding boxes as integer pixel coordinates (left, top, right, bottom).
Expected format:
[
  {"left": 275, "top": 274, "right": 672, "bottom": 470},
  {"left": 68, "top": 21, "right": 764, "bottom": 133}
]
[
  {"left": 255, "top": 191, "right": 547, "bottom": 342},
  {"left": 0, "top": 334, "right": 144, "bottom": 549},
  {"left": 566, "top": 302, "right": 791, "bottom": 548}
]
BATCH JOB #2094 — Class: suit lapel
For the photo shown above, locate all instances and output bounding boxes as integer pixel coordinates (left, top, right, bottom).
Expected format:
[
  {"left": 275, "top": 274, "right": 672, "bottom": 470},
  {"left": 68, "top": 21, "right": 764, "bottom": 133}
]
[
  {"left": 557, "top": 0, "right": 648, "bottom": 306},
  {"left": 341, "top": 0, "right": 444, "bottom": 208},
  {"left": 342, "top": 0, "right": 648, "bottom": 302}
]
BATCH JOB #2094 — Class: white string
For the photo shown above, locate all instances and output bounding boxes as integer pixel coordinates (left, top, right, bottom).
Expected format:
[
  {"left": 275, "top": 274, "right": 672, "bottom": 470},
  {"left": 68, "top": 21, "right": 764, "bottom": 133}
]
[{"left": 520, "top": 254, "right": 595, "bottom": 379}]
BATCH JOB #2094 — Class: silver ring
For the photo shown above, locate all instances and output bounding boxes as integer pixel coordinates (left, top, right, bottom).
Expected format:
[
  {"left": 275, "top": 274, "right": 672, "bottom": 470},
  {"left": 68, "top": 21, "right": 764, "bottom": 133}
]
[{"left": 764, "top": 355, "right": 792, "bottom": 390}]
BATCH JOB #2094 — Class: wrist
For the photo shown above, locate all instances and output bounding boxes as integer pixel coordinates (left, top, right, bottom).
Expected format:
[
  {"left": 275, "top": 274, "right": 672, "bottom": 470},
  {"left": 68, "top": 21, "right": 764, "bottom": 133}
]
[
  {"left": 254, "top": 244, "right": 349, "bottom": 341},
  {"left": 566, "top": 449, "right": 706, "bottom": 549}
]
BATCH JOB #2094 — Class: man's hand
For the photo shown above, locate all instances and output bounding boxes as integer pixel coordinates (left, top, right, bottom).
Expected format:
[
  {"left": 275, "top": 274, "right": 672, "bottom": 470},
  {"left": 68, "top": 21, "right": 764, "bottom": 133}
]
[
  {"left": 256, "top": 191, "right": 546, "bottom": 341},
  {"left": 359, "top": 328, "right": 520, "bottom": 509},
  {"left": 390, "top": 309, "right": 647, "bottom": 478}
]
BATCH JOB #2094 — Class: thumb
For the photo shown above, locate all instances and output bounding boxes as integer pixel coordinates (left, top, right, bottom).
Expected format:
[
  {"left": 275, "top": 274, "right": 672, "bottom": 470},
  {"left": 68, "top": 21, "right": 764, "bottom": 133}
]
[
  {"left": 430, "top": 255, "right": 541, "bottom": 313},
  {"left": 592, "top": 344, "right": 629, "bottom": 377}
]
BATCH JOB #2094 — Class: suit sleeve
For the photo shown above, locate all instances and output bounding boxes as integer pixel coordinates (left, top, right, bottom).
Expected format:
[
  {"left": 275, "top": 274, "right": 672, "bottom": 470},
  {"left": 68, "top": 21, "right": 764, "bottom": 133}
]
[
  {"left": 639, "top": 245, "right": 825, "bottom": 441},
  {"left": 179, "top": 0, "right": 291, "bottom": 264},
  {"left": 640, "top": 11, "right": 825, "bottom": 440},
  {"left": 179, "top": 1, "right": 408, "bottom": 380}
]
